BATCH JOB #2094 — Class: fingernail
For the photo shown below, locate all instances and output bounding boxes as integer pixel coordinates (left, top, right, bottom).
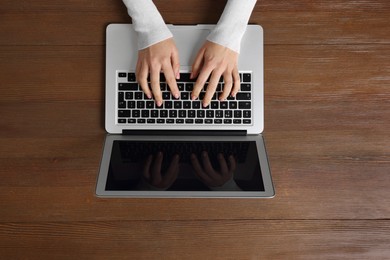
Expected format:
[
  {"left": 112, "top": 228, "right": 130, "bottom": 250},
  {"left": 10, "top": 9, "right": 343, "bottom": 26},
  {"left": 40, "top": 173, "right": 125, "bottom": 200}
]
[
  {"left": 176, "top": 72, "right": 180, "bottom": 79},
  {"left": 203, "top": 102, "right": 209, "bottom": 108},
  {"left": 191, "top": 95, "right": 197, "bottom": 100},
  {"left": 157, "top": 101, "right": 162, "bottom": 107},
  {"left": 175, "top": 93, "right": 180, "bottom": 99}
]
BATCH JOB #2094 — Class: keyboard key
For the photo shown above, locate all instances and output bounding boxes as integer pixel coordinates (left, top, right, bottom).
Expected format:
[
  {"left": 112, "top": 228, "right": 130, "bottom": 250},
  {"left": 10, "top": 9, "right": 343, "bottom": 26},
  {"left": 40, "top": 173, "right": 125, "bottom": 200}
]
[
  {"left": 135, "top": 92, "right": 143, "bottom": 99},
  {"left": 132, "top": 110, "right": 140, "bottom": 118},
  {"left": 118, "top": 119, "right": 126, "bottom": 123},
  {"left": 192, "top": 101, "right": 201, "bottom": 109},
  {"left": 243, "top": 73, "right": 251, "bottom": 82},
  {"left": 136, "top": 101, "right": 145, "bottom": 109},
  {"left": 220, "top": 101, "right": 228, "bottom": 109},
  {"left": 151, "top": 110, "right": 159, "bottom": 117},
  {"left": 169, "top": 110, "right": 177, "bottom": 118},
  {"left": 125, "top": 92, "right": 133, "bottom": 100},
  {"left": 118, "top": 110, "right": 130, "bottom": 117},
  {"left": 176, "top": 119, "right": 184, "bottom": 124},
  {"left": 179, "top": 110, "right": 186, "bottom": 118},
  {"left": 234, "top": 110, "right": 242, "bottom": 118},
  {"left": 146, "top": 100, "right": 154, "bottom": 109},
  {"left": 206, "top": 110, "right": 214, "bottom": 118},
  {"left": 241, "top": 83, "right": 251, "bottom": 91},
  {"left": 166, "top": 119, "right": 174, "bottom": 124},
  {"left": 243, "top": 110, "right": 251, "bottom": 118},
  {"left": 160, "top": 110, "right": 168, "bottom": 118},
  {"left": 186, "top": 83, "right": 194, "bottom": 91},
  {"left": 197, "top": 110, "right": 205, "bottom": 118},
  {"left": 147, "top": 119, "right": 155, "bottom": 124},
  {"left": 225, "top": 110, "right": 232, "bottom": 118},
  {"left": 215, "top": 110, "right": 223, "bottom": 118},
  {"left": 157, "top": 119, "right": 165, "bottom": 124},
  {"left": 183, "top": 101, "right": 191, "bottom": 109},
  {"left": 179, "top": 73, "right": 194, "bottom": 82},
  {"left": 165, "top": 101, "right": 173, "bottom": 108},
  {"left": 243, "top": 119, "right": 251, "bottom": 124},
  {"left": 162, "top": 92, "right": 171, "bottom": 100},
  {"left": 128, "top": 73, "right": 136, "bottom": 81},
  {"left": 236, "top": 93, "right": 251, "bottom": 100},
  {"left": 211, "top": 101, "right": 219, "bottom": 109},
  {"left": 188, "top": 110, "right": 195, "bottom": 118},
  {"left": 174, "top": 101, "right": 182, "bottom": 109},
  {"left": 127, "top": 101, "right": 135, "bottom": 109},
  {"left": 239, "top": 101, "right": 251, "bottom": 109},
  {"left": 118, "top": 72, "right": 127, "bottom": 78},
  {"left": 142, "top": 110, "right": 149, "bottom": 118},
  {"left": 119, "top": 83, "right": 138, "bottom": 91},
  {"left": 229, "top": 101, "right": 237, "bottom": 109},
  {"left": 195, "top": 119, "right": 204, "bottom": 124}
]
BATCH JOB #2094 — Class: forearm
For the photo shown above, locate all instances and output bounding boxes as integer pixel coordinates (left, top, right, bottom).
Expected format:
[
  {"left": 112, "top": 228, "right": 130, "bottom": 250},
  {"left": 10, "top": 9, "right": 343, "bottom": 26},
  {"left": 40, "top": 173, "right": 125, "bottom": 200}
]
[
  {"left": 122, "top": 0, "right": 172, "bottom": 50},
  {"left": 207, "top": 0, "right": 257, "bottom": 53}
]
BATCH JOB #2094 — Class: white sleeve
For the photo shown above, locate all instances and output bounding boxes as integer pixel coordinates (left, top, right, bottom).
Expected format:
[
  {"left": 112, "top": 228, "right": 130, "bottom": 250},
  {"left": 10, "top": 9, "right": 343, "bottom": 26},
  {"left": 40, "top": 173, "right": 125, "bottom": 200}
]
[
  {"left": 122, "top": 0, "right": 172, "bottom": 50},
  {"left": 207, "top": 0, "right": 257, "bottom": 53}
]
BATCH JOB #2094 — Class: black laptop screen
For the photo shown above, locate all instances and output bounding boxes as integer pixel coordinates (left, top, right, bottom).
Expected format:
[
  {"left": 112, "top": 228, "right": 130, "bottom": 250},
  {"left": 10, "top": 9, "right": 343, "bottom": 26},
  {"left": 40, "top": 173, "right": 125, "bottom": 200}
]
[{"left": 105, "top": 140, "right": 264, "bottom": 192}]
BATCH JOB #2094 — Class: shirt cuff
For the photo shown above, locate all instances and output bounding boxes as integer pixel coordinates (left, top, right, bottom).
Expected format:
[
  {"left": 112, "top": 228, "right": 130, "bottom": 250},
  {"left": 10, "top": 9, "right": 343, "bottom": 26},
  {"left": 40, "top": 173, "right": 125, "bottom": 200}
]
[
  {"left": 207, "top": 0, "right": 257, "bottom": 53},
  {"left": 122, "top": 0, "right": 173, "bottom": 50}
]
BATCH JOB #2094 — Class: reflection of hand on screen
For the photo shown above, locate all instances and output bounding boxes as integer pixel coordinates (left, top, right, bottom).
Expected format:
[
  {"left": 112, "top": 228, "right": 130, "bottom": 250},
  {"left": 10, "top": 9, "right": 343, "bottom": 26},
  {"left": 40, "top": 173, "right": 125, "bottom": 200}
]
[
  {"left": 190, "top": 151, "right": 237, "bottom": 188},
  {"left": 139, "top": 152, "right": 179, "bottom": 190}
]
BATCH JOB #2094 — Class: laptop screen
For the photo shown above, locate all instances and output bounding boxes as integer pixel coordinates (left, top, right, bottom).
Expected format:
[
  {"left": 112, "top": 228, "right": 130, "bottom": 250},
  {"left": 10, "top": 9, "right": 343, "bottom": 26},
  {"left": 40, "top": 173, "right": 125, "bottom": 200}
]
[{"left": 105, "top": 140, "right": 264, "bottom": 192}]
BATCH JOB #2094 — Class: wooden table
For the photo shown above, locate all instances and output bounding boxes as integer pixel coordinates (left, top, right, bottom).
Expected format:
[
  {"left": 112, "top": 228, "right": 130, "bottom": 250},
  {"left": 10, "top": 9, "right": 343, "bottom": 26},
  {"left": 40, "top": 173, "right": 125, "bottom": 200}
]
[{"left": 1, "top": 1, "right": 389, "bottom": 258}]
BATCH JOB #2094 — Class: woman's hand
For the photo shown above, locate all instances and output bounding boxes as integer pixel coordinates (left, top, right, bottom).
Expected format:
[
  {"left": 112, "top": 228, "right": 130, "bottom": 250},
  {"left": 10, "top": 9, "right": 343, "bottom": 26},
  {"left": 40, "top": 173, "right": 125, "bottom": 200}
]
[
  {"left": 136, "top": 38, "right": 181, "bottom": 107},
  {"left": 191, "top": 41, "right": 240, "bottom": 107}
]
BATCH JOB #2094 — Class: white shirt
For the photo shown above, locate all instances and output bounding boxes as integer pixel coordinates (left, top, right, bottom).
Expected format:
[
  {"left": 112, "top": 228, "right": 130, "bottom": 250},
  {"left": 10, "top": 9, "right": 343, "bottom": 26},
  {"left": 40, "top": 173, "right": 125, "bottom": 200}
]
[{"left": 122, "top": 0, "right": 257, "bottom": 53}]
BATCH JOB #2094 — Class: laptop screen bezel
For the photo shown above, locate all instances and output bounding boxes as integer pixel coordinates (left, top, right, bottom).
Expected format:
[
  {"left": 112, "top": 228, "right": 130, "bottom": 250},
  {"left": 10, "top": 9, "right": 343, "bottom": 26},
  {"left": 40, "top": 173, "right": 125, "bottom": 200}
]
[{"left": 96, "top": 134, "right": 274, "bottom": 198}]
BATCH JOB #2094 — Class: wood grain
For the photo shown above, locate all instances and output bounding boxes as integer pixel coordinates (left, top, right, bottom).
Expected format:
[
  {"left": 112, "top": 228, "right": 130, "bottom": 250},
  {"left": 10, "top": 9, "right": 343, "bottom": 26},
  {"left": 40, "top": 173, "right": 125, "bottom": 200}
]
[{"left": 0, "top": 0, "right": 389, "bottom": 258}]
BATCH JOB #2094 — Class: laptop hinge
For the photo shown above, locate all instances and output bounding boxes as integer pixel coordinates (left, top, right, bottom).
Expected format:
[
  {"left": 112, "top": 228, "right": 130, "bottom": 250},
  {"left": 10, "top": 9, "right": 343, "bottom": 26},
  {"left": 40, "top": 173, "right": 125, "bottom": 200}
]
[{"left": 122, "top": 130, "right": 247, "bottom": 136}]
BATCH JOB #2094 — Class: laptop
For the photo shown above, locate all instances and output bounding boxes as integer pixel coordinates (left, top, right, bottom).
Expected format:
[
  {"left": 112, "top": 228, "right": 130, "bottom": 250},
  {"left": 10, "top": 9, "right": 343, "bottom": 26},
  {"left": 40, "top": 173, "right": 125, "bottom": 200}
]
[{"left": 96, "top": 24, "right": 275, "bottom": 198}]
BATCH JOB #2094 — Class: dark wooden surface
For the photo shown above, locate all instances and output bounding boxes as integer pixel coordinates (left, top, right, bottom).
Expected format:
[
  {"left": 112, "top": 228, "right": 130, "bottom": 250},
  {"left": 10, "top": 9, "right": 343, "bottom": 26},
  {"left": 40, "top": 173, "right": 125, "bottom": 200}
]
[{"left": 1, "top": 0, "right": 389, "bottom": 259}]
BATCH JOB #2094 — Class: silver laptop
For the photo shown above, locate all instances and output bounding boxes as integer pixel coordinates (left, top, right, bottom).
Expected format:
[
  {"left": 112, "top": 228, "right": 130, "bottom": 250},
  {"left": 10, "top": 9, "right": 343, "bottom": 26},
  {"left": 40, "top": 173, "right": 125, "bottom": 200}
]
[{"left": 96, "top": 24, "right": 274, "bottom": 198}]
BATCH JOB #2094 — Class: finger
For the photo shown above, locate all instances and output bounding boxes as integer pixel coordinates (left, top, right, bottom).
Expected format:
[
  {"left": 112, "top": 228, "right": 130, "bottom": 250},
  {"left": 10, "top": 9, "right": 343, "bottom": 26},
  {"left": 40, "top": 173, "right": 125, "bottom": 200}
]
[
  {"left": 202, "top": 70, "right": 222, "bottom": 107},
  {"left": 219, "top": 71, "right": 233, "bottom": 101},
  {"left": 190, "top": 47, "right": 205, "bottom": 79},
  {"left": 171, "top": 47, "right": 181, "bottom": 80},
  {"left": 192, "top": 65, "right": 213, "bottom": 100},
  {"left": 150, "top": 66, "right": 163, "bottom": 107},
  {"left": 162, "top": 62, "right": 180, "bottom": 99},
  {"left": 143, "top": 154, "right": 153, "bottom": 180},
  {"left": 190, "top": 153, "right": 213, "bottom": 184},
  {"left": 231, "top": 67, "right": 240, "bottom": 97},
  {"left": 150, "top": 152, "right": 163, "bottom": 185},
  {"left": 137, "top": 60, "right": 152, "bottom": 99}
]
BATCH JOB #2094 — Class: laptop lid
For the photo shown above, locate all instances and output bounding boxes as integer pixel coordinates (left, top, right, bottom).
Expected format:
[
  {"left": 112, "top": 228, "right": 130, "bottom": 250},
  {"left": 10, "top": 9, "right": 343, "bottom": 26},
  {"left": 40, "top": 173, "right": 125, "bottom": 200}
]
[
  {"left": 96, "top": 134, "right": 274, "bottom": 198},
  {"left": 105, "top": 24, "right": 264, "bottom": 134}
]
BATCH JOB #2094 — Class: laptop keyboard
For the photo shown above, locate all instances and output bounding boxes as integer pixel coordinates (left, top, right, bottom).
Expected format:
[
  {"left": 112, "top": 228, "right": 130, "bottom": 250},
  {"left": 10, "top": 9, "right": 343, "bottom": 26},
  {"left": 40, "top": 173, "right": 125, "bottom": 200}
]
[{"left": 117, "top": 71, "right": 252, "bottom": 125}]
